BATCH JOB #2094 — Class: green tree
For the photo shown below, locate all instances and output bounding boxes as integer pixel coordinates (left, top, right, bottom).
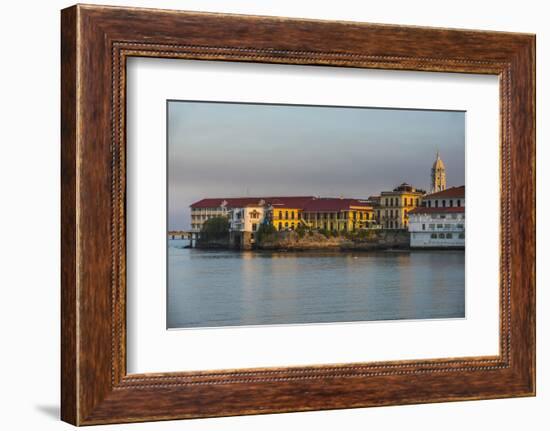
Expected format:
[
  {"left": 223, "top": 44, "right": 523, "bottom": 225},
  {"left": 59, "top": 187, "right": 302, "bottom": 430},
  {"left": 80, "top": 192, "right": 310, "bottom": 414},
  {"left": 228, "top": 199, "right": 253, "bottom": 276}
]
[
  {"left": 200, "top": 216, "right": 229, "bottom": 241},
  {"left": 256, "top": 223, "right": 277, "bottom": 242},
  {"left": 295, "top": 223, "right": 307, "bottom": 238}
]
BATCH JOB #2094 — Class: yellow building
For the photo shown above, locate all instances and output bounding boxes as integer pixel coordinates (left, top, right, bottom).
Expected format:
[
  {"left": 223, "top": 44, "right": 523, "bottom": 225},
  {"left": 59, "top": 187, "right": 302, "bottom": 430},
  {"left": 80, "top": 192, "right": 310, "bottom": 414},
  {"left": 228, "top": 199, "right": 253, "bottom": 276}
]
[
  {"left": 268, "top": 196, "right": 313, "bottom": 231},
  {"left": 269, "top": 197, "right": 374, "bottom": 232},
  {"left": 379, "top": 183, "right": 425, "bottom": 229},
  {"left": 302, "top": 198, "right": 375, "bottom": 232},
  {"left": 191, "top": 196, "right": 377, "bottom": 233},
  {"left": 271, "top": 207, "right": 303, "bottom": 231}
]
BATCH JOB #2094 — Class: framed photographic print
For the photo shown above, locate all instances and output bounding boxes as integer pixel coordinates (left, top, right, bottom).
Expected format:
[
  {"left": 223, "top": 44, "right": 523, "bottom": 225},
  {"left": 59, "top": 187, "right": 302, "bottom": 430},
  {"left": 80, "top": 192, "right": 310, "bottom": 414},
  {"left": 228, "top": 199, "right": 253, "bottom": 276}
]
[{"left": 61, "top": 4, "right": 536, "bottom": 425}]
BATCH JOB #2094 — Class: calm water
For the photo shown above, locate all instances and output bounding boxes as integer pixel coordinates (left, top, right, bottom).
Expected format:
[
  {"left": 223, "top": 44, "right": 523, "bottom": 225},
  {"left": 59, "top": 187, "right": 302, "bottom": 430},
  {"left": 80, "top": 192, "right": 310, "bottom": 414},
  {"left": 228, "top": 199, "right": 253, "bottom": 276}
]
[{"left": 167, "top": 239, "right": 465, "bottom": 329}]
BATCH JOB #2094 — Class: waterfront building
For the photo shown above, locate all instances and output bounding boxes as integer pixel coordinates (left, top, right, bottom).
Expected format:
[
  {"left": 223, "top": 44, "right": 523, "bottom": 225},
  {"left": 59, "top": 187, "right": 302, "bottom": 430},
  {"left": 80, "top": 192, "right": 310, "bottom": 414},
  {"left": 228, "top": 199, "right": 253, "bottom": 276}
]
[
  {"left": 267, "top": 196, "right": 316, "bottom": 231},
  {"left": 408, "top": 185, "right": 465, "bottom": 248},
  {"left": 379, "top": 183, "right": 425, "bottom": 230},
  {"left": 190, "top": 197, "right": 268, "bottom": 231},
  {"left": 228, "top": 203, "right": 266, "bottom": 234},
  {"left": 366, "top": 195, "right": 382, "bottom": 224},
  {"left": 191, "top": 196, "right": 376, "bottom": 234},
  {"left": 228, "top": 203, "right": 267, "bottom": 247},
  {"left": 431, "top": 151, "right": 447, "bottom": 193},
  {"left": 301, "top": 198, "right": 375, "bottom": 232}
]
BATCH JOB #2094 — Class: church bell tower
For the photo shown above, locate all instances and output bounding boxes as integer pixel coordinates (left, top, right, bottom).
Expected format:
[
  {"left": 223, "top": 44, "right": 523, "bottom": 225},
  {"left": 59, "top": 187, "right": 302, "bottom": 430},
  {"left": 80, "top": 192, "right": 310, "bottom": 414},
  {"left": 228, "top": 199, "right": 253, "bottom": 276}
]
[{"left": 431, "top": 151, "right": 447, "bottom": 193}]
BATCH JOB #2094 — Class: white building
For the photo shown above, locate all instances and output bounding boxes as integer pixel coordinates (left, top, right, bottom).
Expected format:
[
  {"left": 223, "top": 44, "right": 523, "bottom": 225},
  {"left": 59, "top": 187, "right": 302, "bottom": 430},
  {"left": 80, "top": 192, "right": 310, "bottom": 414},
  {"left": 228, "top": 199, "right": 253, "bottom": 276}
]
[
  {"left": 408, "top": 186, "right": 465, "bottom": 248},
  {"left": 190, "top": 197, "right": 266, "bottom": 232},
  {"left": 228, "top": 203, "right": 267, "bottom": 244}
]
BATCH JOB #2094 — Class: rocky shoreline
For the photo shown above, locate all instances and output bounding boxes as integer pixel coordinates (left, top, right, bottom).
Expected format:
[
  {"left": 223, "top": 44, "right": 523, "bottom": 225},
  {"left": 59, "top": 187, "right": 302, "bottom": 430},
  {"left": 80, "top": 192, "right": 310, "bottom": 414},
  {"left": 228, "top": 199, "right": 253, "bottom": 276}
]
[{"left": 196, "top": 229, "right": 410, "bottom": 251}]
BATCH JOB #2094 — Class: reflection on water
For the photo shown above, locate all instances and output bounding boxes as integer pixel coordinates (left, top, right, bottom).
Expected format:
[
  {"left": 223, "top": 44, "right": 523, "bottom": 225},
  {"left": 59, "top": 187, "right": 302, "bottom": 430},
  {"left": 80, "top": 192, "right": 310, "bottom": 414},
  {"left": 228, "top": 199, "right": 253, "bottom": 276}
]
[{"left": 167, "top": 239, "right": 465, "bottom": 329}]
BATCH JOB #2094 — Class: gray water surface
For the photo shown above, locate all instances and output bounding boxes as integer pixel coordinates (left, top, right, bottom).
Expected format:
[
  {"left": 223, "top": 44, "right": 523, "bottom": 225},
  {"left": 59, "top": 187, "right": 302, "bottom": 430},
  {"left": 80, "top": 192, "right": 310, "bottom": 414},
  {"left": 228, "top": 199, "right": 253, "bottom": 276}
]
[{"left": 167, "top": 239, "right": 465, "bottom": 329}]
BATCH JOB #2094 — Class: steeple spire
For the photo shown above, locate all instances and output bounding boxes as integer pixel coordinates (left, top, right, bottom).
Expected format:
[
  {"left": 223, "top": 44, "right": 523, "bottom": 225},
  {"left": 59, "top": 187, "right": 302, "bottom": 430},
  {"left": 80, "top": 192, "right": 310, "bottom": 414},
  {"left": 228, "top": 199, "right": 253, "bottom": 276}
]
[{"left": 431, "top": 151, "right": 447, "bottom": 193}]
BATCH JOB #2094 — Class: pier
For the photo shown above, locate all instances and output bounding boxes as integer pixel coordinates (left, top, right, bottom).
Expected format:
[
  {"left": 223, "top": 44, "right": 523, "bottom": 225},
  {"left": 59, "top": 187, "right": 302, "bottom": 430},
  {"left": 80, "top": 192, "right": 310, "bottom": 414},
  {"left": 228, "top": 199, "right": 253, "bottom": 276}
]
[{"left": 168, "top": 231, "right": 200, "bottom": 247}]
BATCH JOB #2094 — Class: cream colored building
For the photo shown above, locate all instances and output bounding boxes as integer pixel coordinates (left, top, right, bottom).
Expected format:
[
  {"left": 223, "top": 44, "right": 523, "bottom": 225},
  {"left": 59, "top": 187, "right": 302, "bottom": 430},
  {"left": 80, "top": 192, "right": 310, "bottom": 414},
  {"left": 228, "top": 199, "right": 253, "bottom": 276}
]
[
  {"left": 190, "top": 197, "right": 266, "bottom": 231},
  {"left": 228, "top": 203, "right": 266, "bottom": 238},
  {"left": 379, "top": 183, "right": 425, "bottom": 229}
]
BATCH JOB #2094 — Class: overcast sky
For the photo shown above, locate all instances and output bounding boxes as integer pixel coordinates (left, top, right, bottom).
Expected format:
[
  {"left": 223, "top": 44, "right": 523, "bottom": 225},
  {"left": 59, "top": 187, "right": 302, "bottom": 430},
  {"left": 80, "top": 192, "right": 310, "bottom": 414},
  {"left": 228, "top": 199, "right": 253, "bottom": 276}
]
[{"left": 168, "top": 101, "right": 465, "bottom": 230}]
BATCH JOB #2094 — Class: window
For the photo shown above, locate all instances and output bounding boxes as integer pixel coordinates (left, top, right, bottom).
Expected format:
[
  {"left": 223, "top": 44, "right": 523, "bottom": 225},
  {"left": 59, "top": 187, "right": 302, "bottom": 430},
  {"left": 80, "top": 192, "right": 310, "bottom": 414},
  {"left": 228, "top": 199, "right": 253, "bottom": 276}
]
[
  {"left": 278, "top": 211, "right": 282, "bottom": 219},
  {"left": 430, "top": 233, "right": 437, "bottom": 239},
  {"left": 278, "top": 222, "right": 282, "bottom": 230},
  {"left": 438, "top": 233, "right": 445, "bottom": 239},
  {"left": 429, "top": 223, "right": 435, "bottom": 229},
  {"left": 440, "top": 215, "right": 446, "bottom": 219},
  {"left": 457, "top": 199, "right": 461, "bottom": 207},
  {"left": 422, "top": 224, "right": 426, "bottom": 231},
  {"left": 449, "top": 200, "right": 454, "bottom": 207},
  {"left": 437, "top": 224, "right": 443, "bottom": 228},
  {"left": 446, "top": 233, "right": 452, "bottom": 239},
  {"left": 252, "top": 223, "right": 257, "bottom": 231},
  {"left": 285, "top": 222, "right": 289, "bottom": 228},
  {"left": 444, "top": 224, "right": 451, "bottom": 228},
  {"left": 457, "top": 223, "right": 464, "bottom": 229},
  {"left": 285, "top": 211, "right": 288, "bottom": 219},
  {"left": 459, "top": 233, "right": 465, "bottom": 239},
  {"left": 428, "top": 200, "right": 432, "bottom": 208},
  {"left": 442, "top": 200, "right": 446, "bottom": 207},
  {"left": 435, "top": 200, "right": 439, "bottom": 208},
  {"left": 416, "top": 199, "right": 419, "bottom": 206}
]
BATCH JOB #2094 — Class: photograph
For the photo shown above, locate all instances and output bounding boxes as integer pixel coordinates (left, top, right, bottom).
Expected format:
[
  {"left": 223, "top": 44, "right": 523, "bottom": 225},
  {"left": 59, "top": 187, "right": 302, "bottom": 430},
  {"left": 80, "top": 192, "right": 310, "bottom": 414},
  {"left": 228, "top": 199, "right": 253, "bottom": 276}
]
[{"left": 167, "top": 101, "right": 466, "bottom": 329}]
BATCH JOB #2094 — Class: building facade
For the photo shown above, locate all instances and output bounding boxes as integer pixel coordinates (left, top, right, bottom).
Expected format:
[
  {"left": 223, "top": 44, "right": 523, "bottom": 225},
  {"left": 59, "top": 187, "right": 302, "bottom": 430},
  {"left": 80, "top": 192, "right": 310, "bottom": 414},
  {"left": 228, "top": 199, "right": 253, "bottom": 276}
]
[
  {"left": 190, "top": 197, "right": 278, "bottom": 231},
  {"left": 301, "top": 198, "right": 375, "bottom": 232},
  {"left": 228, "top": 203, "right": 266, "bottom": 234},
  {"left": 379, "top": 183, "right": 425, "bottom": 229},
  {"left": 268, "top": 196, "right": 314, "bottom": 231},
  {"left": 190, "top": 196, "right": 376, "bottom": 235},
  {"left": 228, "top": 203, "right": 267, "bottom": 248},
  {"left": 408, "top": 186, "right": 465, "bottom": 248}
]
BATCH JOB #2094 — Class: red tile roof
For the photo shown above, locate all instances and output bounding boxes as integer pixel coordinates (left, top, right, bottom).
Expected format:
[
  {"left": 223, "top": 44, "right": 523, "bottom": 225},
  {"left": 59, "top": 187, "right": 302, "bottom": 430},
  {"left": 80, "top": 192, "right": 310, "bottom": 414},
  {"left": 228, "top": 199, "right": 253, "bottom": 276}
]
[
  {"left": 190, "top": 197, "right": 264, "bottom": 208},
  {"left": 424, "top": 185, "right": 465, "bottom": 199},
  {"left": 303, "top": 198, "right": 372, "bottom": 212},
  {"left": 266, "top": 196, "right": 316, "bottom": 208},
  {"left": 190, "top": 196, "right": 315, "bottom": 209},
  {"left": 408, "top": 206, "right": 465, "bottom": 215},
  {"left": 190, "top": 196, "right": 372, "bottom": 211}
]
